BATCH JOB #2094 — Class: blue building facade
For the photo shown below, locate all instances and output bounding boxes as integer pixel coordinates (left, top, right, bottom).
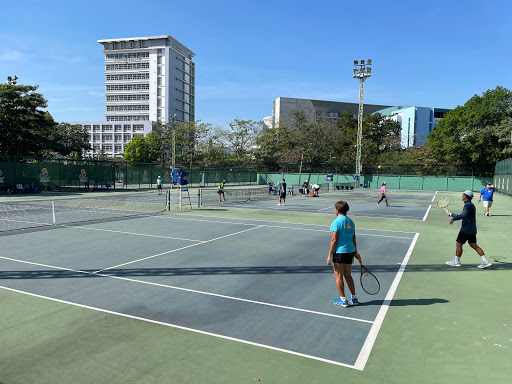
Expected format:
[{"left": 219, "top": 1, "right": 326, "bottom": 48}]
[{"left": 375, "top": 106, "right": 451, "bottom": 148}]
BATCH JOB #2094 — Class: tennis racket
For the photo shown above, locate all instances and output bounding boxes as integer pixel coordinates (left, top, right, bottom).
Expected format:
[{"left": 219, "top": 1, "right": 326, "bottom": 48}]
[
  {"left": 436, "top": 197, "right": 450, "bottom": 211},
  {"left": 357, "top": 258, "right": 380, "bottom": 295}
]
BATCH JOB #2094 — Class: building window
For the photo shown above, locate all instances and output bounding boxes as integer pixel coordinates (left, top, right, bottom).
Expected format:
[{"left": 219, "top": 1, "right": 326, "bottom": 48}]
[
  {"left": 115, "top": 134, "right": 122, "bottom": 142},
  {"left": 102, "top": 125, "right": 112, "bottom": 131},
  {"left": 115, "top": 145, "right": 122, "bottom": 152},
  {"left": 93, "top": 125, "right": 100, "bottom": 132},
  {"left": 124, "top": 134, "right": 132, "bottom": 142},
  {"left": 157, "top": 77, "right": 162, "bottom": 86},
  {"left": 103, "top": 145, "right": 113, "bottom": 152},
  {"left": 103, "top": 135, "right": 112, "bottom": 142},
  {"left": 157, "top": 56, "right": 162, "bottom": 65},
  {"left": 133, "top": 125, "right": 144, "bottom": 132}
]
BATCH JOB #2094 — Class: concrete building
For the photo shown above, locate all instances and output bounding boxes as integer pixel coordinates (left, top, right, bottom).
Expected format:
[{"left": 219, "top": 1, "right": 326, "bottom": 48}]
[
  {"left": 272, "top": 97, "right": 390, "bottom": 127},
  {"left": 70, "top": 121, "right": 152, "bottom": 158},
  {"left": 376, "top": 106, "right": 451, "bottom": 147},
  {"left": 98, "top": 35, "right": 196, "bottom": 124}
]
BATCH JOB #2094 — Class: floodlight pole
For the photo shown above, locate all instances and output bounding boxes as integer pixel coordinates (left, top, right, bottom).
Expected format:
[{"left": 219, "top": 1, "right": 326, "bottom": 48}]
[{"left": 353, "top": 60, "right": 372, "bottom": 184}]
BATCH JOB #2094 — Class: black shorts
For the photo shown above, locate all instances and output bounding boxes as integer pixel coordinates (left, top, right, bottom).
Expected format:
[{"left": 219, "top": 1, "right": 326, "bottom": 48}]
[
  {"left": 280, "top": 192, "right": 286, "bottom": 198},
  {"left": 332, "top": 251, "right": 355, "bottom": 264},
  {"left": 456, "top": 231, "right": 477, "bottom": 244},
  {"left": 157, "top": 185, "right": 162, "bottom": 190}
]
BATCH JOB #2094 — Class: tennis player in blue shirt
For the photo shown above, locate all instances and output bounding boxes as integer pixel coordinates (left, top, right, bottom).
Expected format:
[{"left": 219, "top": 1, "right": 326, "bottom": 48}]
[
  {"left": 327, "top": 201, "right": 362, "bottom": 307},
  {"left": 478, "top": 183, "right": 497, "bottom": 216}
]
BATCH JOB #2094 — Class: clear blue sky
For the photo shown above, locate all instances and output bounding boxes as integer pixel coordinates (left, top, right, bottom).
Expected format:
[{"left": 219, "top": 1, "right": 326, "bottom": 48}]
[{"left": 1, "top": 0, "right": 511, "bottom": 127}]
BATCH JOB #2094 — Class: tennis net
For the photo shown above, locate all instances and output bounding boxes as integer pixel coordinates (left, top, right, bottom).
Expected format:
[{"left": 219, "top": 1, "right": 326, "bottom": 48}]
[
  {"left": 0, "top": 192, "right": 168, "bottom": 232},
  {"left": 198, "top": 187, "right": 275, "bottom": 207}
]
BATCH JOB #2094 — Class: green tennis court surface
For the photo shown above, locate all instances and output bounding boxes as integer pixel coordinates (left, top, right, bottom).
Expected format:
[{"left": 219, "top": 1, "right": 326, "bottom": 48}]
[{"left": 1, "top": 190, "right": 511, "bottom": 383}]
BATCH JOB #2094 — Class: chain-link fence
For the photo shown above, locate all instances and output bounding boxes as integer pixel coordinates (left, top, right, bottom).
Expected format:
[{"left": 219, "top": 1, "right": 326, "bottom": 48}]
[{"left": 494, "top": 158, "right": 512, "bottom": 196}]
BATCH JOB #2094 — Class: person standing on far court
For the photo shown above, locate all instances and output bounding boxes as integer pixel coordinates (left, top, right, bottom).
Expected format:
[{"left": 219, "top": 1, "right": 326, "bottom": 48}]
[
  {"left": 277, "top": 178, "right": 287, "bottom": 206},
  {"left": 376, "top": 182, "right": 389, "bottom": 206},
  {"left": 478, "top": 182, "right": 497, "bottom": 216},
  {"left": 327, "top": 200, "right": 361, "bottom": 307},
  {"left": 156, "top": 176, "right": 163, "bottom": 195},
  {"left": 218, "top": 180, "right": 226, "bottom": 202},
  {"left": 445, "top": 190, "right": 492, "bottom": 269}
]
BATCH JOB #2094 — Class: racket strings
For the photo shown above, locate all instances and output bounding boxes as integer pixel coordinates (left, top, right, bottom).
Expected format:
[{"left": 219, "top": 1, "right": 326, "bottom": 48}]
[
  {"left": 361, "top": 271, "right": 380, "bottom": 295},
  {"left": 437, "top": 197, "right": 450, "bottom": 209}
]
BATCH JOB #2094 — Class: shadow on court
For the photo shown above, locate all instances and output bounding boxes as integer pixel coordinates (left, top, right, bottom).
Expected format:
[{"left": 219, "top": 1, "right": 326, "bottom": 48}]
[
  {"left": 362, "top": 298, "right": 449, "bottom": 307},
  {"left": 1, "top": 262, "right": 511, "bottom": 281}
]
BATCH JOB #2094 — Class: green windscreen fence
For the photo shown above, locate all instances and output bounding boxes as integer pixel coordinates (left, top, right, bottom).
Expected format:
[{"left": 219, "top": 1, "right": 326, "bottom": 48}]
[
  {"left": 494, "top": 158, "right": 512, "bottom": 196},
  {"left": 0, "top": 157, "right": 115, "bottom": 191},
  {"left": 0, "top": 156, "right": 258, "bottom": 192}
]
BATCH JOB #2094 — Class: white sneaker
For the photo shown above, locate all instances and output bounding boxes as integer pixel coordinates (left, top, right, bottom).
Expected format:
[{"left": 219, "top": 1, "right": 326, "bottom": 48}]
[
  {"left": 446, "top": 259, "right": 462, "bottom": 267},
  {"left": 276, "top": 203, "right": 281, "bottom": 206},
  {"left": 477, "top": 261, "right": 492, "bottom": 269}
]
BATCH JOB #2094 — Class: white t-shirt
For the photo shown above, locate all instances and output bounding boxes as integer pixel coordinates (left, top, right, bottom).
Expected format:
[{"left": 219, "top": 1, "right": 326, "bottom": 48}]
[{"left": 311, "top": 184, "right": 320, "bottom": 189}]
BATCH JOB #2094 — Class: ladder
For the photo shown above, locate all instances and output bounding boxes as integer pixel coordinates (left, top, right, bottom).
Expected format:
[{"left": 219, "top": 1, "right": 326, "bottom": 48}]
[{"left": 167, "top": 185, "right": 192, "bottom": 211}]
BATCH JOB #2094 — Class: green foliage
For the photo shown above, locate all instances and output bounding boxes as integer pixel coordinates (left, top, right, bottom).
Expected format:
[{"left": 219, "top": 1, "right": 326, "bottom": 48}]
[
  {"left": 224, "top": 119, "right": 260, "bottom": 163},
  {"left": 123, "top": 135, "right": 155, "bottom": 163},
  {"left": 0, "top": 81, "right": 90, "bottom": 157},
  {"left": 427, "top": 86, "right": 512, "bottom": 164}
]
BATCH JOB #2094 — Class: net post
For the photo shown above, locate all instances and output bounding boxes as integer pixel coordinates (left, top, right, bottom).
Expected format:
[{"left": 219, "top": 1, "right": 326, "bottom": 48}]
[
  {"left": 197, "top": 188, "right": 201, "bottom": 208},
  {"left": 52, "top": 200, "right": 56, "bottom": 225}
]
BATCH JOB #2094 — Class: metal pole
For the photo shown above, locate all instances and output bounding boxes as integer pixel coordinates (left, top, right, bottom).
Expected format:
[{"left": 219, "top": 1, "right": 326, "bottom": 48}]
[
  {"left": 355, "top": 77, "right": 365, "bottom": 181},
  {"left": 353, "top": 59, "right": 372, "bottom": 187}
]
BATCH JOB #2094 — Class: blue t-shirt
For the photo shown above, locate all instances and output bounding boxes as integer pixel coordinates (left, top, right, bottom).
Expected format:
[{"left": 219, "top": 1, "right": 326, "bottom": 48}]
[
  {"left": 330, "top": 215, "right": 356, "bottom": 253},
  {"left": 480, "top": 187, "right": 495, "bottom": 201},
  {"left": 157, "top": 179, "right": 163, "bottom": 186}
]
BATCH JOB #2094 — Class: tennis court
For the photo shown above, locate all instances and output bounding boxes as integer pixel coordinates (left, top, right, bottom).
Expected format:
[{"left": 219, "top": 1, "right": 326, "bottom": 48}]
[
  {"left": 0, "top": 207, "right": 417, "bottom": 369},
  {"left": 1, "top": 188, "right": 511, "bottom": 384}
]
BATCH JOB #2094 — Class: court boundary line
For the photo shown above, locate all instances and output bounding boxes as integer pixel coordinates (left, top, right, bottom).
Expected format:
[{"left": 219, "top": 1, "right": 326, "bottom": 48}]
[
  {"left": 155, "top": 214, "right": 418, "bottom": 236},
  {"left": 422, "top": 205, "right": 431, "bottom": 221},
  {"left": 353, "top": 232, "right": 420, "bottom": 370},
  {"left": 226, "top": 204, "right": 425, "bottom": 220},
  {"left": 0, "top": 284, "right": 360, "bottom": 369},
  {"left": 95, "top": 225, "right": 264, "bottom": 273},
  {"left": 63, "top": 225, "right": 202, "bottom": 242},
  {"left": 0, "top": 254, "right": 373, "bottom": 324}
]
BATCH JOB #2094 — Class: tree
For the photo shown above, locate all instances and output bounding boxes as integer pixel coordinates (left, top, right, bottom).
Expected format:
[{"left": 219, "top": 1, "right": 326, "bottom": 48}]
[
  {"left": 224, "top": 119, "right": 260, "bottom": 163},
  {"left": 0, "top": 82, "right": 55, "bottom": 156},
  {"left": 426, "top": 86, "right": 512, "bottom": 164},
  {"left": 123, "top": 135, "right": 155, "bottom": 163},
  {"left": 47, "top": 122, "right": 91, "bottom": 158},
  {"left": 0, "top": 80, "right": 90, "bottom": 157}
]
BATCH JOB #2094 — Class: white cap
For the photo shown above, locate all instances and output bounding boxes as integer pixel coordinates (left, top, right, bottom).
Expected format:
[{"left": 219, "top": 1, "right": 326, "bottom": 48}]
[{"left": 462, "top": 190, "right": 473, "bottom": 197}]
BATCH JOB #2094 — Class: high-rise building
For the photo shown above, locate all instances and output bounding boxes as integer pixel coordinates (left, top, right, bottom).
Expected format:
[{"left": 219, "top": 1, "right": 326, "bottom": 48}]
[{"left": 98, "top": 35, "right": 195, "bottom": 124}]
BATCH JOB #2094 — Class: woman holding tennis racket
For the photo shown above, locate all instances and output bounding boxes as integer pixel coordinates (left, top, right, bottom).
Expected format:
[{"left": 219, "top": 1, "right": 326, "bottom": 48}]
[{"left": 327, "top": 201, "right": 362, "bottom": 307}]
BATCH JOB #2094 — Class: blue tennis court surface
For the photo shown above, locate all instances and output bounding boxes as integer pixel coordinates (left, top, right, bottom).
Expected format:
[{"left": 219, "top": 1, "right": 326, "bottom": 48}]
[{"left": 0, "top": 214, "right": 419, "bottom": 369}]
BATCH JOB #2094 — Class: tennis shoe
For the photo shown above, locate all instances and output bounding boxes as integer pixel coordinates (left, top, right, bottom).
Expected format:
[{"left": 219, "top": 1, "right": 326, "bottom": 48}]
[
  {"left": 445, "top": 259, "right": 462, "bottom": 267},
  {"left": 376, "top": 203, "right": 380, "bottom": 206},
  {"left": 350, "top": 297, "right": 360, "bottom": 306},
  {"left": 333, "top": 298, "right": 349, "bottom": 307},
  {"left": 276, "top": 203, "right": 281, "bottom": 206},
  {"left": 477, "top": 261, "right": 492, "bottom": 269}
]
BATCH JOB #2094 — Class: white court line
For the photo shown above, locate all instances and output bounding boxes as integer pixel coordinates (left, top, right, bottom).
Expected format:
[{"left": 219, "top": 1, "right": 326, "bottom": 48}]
[
  {"left": 432, "top": 191, "right": 438, "bottom": 203},
  {"left": 0, "top": 285, "right": 358, "bottom": 369},
  {"left": 64, "top": 225, "right": 202, "bottom": 242},
  {"left": 317, "top": 206, "right": 333, "bottom": 212},
  {"left": 353, "top": 232, "right": 420, "bottom": 371},
  {"left": 156, "top": 214, "right": 418, "bottom": 235},
  {"left": 422, "top": 205, "right": 432, "bottom": 221},
  {"left": 0, "top": 254, "right": 371, "bottom": 324},
  {"left": 95, "top": 225, "right": 264, "bottom": 273}
]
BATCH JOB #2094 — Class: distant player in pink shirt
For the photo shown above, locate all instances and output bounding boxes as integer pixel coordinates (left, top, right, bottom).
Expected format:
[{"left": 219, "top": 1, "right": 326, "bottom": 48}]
[{"left": 376, "top": 182, "right": 389, "bottom": 206}]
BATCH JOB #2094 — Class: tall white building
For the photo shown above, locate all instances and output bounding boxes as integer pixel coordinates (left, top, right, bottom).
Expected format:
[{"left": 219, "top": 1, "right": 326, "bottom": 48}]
[{"left": 98, "top": 35, "right": 196, "bottom": 124}]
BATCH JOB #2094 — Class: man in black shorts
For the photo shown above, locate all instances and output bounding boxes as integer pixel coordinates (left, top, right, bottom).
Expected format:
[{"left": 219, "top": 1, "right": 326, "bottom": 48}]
[
  {"left": 277, "top": 178, "right": 287, "bottom": 206},
  {"left": 445, "top": 190, "right": 492, "bottom": 268}
]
